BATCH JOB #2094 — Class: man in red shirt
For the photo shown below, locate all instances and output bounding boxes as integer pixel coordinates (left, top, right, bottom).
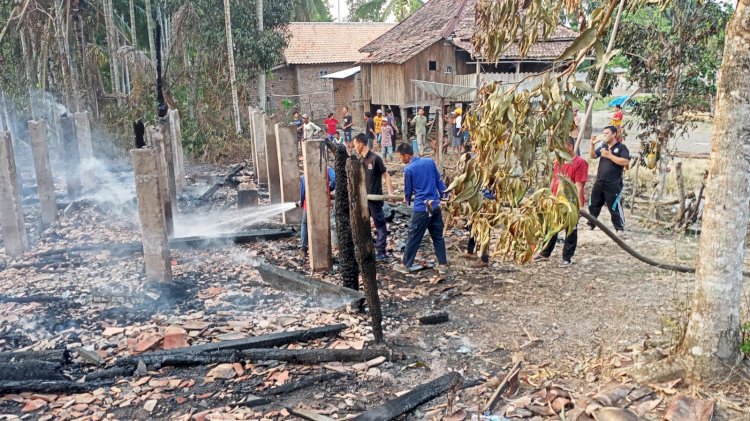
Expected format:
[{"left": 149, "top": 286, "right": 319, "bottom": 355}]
[
  {"left": 324, "top": 113, "right": 338, "bottom": 142},
  {"left": 535, "top": 136, "right": 588, "bottom": 267}
]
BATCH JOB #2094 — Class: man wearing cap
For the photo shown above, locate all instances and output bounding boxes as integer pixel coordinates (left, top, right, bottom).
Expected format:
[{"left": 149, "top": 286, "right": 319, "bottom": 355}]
[
  {"left": 302, "top": 114, "right": 321, "bottom": 140},
  {"left": 373, "top": 109, "right": 385, "bottom": 149},
  {"left": 452, "top": 108, "right": 463, "bottom": 154}
]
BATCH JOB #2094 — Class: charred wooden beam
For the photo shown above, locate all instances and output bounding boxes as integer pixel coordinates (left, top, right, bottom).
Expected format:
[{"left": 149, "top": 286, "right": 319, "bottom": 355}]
[
  {"left": 0, "top": 349, "right": 69, "bottom": 365},
  {"left": 0, "top": 295, "right": 62, "bottom": 304},
  {"left": 0, "top": 380, "right": 112, "bottom": 394},
  {"left": 418, "top": 312, "right": 450, "bottom": 325},
  {"left": 267, "top": 372, "right": 347, "bottom": 395},
  {"left": 0, "top": 360, "right": 66, "bottom": 381},
  {"left": 255, "top": 262, "right": 364, "bottom": 308},
  {"left": 199, "top": 164, "right": 244, "bottom": 201},
  {"left": 329, "top": 141, "right": 359, "bottom": 290},
  {"left": 346, "top": 156, "right": 383, "bottom": 343},
  {"left": 114, "top": 324, "right": 347, "bottom": 369},
  {"left": 352, "top": 372, "right": 463, "bottom": 421}
]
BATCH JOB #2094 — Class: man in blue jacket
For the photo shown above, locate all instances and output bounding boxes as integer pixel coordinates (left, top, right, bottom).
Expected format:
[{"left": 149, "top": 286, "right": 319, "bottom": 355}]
[{"left": 396, "top": 143, "right": 448, "bottom": 274}]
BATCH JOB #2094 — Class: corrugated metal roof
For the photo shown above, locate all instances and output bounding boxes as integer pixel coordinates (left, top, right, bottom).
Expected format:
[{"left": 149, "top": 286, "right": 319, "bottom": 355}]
[
  {"left": 321, "top": 66, "right": 361, "bottom": 79},
  {"left": 284, "top": 22, "right": 396, "bottom": 65}
]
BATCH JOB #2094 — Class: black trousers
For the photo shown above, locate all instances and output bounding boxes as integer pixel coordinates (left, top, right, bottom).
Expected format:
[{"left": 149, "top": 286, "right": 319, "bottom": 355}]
[
  {"left": 540, "top": 229, "right": 578, "bottom": 262},
  {"left": 588, "top": 180, "right": 625, "bottom": 231},
  {"left": 466, "top": 225, "right": 489, "bottom": 263}
]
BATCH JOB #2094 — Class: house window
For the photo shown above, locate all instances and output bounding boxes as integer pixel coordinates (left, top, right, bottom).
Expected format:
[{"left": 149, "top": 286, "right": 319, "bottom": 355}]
[{"left": 428, "top": 61, "right": 437, "bottom": 71}]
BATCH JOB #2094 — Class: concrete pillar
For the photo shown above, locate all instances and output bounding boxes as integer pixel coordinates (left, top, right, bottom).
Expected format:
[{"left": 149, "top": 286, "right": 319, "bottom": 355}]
[
  {"left": 264, "top": 117, "right": 282, "bottom": 204},
  {"left": 146, "top": 125, "right": 174, "bottom": 237},
  {"left": 59, "top": 114, "right": 82, "bottom": 200},
  {"left": 275, "top": 123, "right": 302, "bottom": 225},
  {"left": 251, "top": 110, "right": 268, "bottom": 186},
  {"left": 28, "top": 120, "right": 57, "bottom": 225},
  {"left": 130, "top": 147, "right": 172, "bottom": 283},
  {"left": 73, "top": 111, "right": 96, "bottom": 191},
  {"left": 0, "top": 131, "right": 28, "bottom": 256},
  {"left": 168, "top": 109, "right": 185, "bottom": 193},
  {"left": 302, "top": 139, "right": 332, "bottom": 272},
  {"left": 158, "top": 117, "right": 178, "bottom": 208},
  {"left": 248, "top": 107, "right": 259, "bottom": 183}
]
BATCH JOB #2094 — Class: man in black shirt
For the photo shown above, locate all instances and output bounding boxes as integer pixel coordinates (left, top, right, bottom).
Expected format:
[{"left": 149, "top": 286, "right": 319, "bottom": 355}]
[
  {"left": 342, "top": 106, "right": 353, "bottom": 144},
  {"left": 588, "top": 125, "right": 630, "bottom": 232},
  {"left": 364, "top": 112, "right": 376, "bottom": 149},
  {"left": 354, "top": 133, "right": 394, "bottom": 260}
]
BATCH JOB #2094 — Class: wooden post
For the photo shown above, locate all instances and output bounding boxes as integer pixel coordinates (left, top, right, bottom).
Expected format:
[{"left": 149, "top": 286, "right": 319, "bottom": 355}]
[
  {"left": 168, "top": 109, "right": 186, "bottom": 193},
  {"left": 146, "top": 125, "right": 174, "bottom": 237},
  {"left": 0, "top": 131, "right": 28, "bottom": 256},
  {"left": 238, "top": 183, "right": 259, "bottom": 208},
  {"left": 275, "top": 123, "right": 302, "bottom": 224},
  {"left": 264, "top": 116, "right": 282, "bottom": 204},
  {"left": 333, "top": 144, "right": 359, "bottom": 290},
  {"left": 28, "top": 120, "right": 57, "bottom": 225},
  {"left": 59, "top": 115, "right": 82, "bottom": 199},
  {"left": 437, "top": 98, "right": 444, "bottom": 171},
  {"left": 251, "top": 110, "right": 268, "bottom": 185},
  {"left": 400, "top": 105, "right": 408, "bottom": 142},
  {"left": 73, "top": 111, "right": 96, "bottom": 191},
  {"left": 302, "top": 139, "right": 332, "bottom": 272},
  {"left": 346, "top": 156, "right": 383, "bottom": 342},
  {"left": 130, "top": 147, "right": 172, "bottom": 283}
]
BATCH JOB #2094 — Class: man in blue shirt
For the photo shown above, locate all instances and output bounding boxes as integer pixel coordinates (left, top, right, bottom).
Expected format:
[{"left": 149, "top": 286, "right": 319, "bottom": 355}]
[{"left": 396, "top": 143, "right": 448, "bottom": 274}]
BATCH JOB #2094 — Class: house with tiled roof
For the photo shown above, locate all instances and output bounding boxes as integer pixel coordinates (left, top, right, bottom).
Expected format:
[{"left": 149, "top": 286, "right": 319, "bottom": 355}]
[
  {"left": 357, "top": 0, "right": 577, "bottom": 134},
  {"left": 265, "top": 22, "right": 395, "bottom": 124}
]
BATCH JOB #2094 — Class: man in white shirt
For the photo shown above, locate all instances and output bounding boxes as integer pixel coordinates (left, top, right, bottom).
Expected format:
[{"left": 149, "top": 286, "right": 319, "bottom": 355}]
[{"left": 302, "top": 114, "right": 321, "bottom": 140}]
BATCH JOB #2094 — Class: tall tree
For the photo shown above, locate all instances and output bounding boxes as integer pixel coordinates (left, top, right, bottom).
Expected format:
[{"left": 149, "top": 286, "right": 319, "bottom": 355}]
[
  {"left": 129, "top": 0, "right": 137, "bottom": 46},
  {"left": 292, "top": 0, "right": 333, "bottom": 21},
  {"left": 675, "top": 0, "right": 748, "bottom": 379},
  {"left": 348, "top": 0, "right": 422, "bottom": 22},
  {"left": 145, "top": 0, "right": 156, "bottom": 66},
  {"left": 614, "top": 0, "right": 730, "bottom": 215},
  {"left": 223, "top": 0, "right": 241, "bottom": 134}
]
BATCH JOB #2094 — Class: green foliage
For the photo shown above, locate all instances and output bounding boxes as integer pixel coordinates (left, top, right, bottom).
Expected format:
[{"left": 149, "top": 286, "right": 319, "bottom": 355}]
[
  {"left": 742, "top": 322, "right": 750, "bottom": 355},
  {"left": 615, "top": 0, "right": 732, "bottom": 143},
  {"left": 292, "top": 0, "right": 333, "bottom": 21},
  {"left": 348, "top": 0, "right": 423, "bottom": 22}
]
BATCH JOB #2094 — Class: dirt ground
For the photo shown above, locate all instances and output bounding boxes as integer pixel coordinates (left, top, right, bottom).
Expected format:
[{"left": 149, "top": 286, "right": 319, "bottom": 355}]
[{"left": 1, "top": 140, "right": 749, "bottom": 420}]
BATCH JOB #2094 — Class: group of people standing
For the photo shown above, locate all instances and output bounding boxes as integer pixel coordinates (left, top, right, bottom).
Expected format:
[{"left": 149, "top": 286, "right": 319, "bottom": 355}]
[{"left": 292, "top": 102, "right": 630, "bottom": 273}]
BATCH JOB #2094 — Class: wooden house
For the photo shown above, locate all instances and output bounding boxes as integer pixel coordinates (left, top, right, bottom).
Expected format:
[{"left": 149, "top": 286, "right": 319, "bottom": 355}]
[{"left": 357, "top": 0, "right": 578, "bottom": 133}]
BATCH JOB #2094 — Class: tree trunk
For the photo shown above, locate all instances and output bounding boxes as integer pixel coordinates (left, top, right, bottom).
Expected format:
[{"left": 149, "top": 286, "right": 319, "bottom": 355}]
[
  {"left": 332, "top": 143, "right": 359, "bottom": 290},
  {"left": 129, "top": 0, "right": 136, "bottom": 46},
  {"left": 256, "top": 0, "right": 266, "bottom": 110},
  {"left": 104, "top": 0, "right": 121, "bottom": 104},
  {"left": 346, "top": 157, "right": 383, "bottom": 343},
  {"left": 145, "top": 0, "right": 156, "bottom": 68},
  {"left": 678, "top": 0, "right": 749, "bottom": 379},
  {"left": 223, "top": 0, "right": 242, "bottom": 134}
]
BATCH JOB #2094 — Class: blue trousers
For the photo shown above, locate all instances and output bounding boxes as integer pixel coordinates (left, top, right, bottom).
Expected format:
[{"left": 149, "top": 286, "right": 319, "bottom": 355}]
[
  {"left": 403, "top": 208, "right": 448, "bottom": 267},
  {"left": 301, "top": 210, "right": 308, "bottom": 249}
]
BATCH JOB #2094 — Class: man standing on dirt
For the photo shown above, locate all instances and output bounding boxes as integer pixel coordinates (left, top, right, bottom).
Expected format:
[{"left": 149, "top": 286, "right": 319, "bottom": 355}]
[
  {"left": 588, "top": 125, "right": 630, "bottom": 233},
  {"left": 396, "top": 143, "right": 448, "bottom": 274},
  {"left": 410, "top": 108, "right": 428, "bottom": 154},
  {"left": 373, "top": 109, "right": 385, "bottom": 149},
  {"left": 535, "top": 136, "right": 588, "bottom": 267},
  {"left": 353, "top": 133, "right": 394, "bottom": 261},
  {"left": 342, "top": 106, "right": 353, "bottom": 143},
  {"left": 365, "top": 112, "right": 376, "bottom": 149}
]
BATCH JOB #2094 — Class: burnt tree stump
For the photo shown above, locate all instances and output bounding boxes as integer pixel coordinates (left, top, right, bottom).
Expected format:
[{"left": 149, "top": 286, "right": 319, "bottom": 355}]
[
  {"left": 346, "top": 156, "right": 383, "bottom": 343},
  {"left": 332, "top": 143, "right": 359, "bottom": 290}
]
